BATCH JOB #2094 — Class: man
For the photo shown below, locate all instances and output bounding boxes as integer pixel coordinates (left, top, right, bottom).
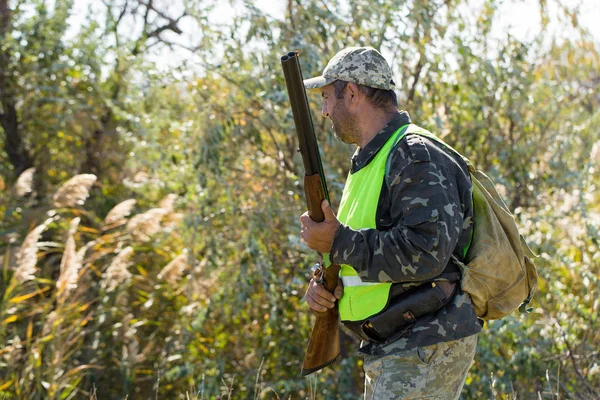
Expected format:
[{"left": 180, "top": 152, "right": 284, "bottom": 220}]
[{"left": 299, "top": 47, "right": 482, "bottom": 399}]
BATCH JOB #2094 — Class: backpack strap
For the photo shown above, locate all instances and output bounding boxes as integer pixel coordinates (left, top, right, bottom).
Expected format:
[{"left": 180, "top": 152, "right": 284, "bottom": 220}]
[{"left": 385, "top": 124, "right": 474, "bottom": 177}]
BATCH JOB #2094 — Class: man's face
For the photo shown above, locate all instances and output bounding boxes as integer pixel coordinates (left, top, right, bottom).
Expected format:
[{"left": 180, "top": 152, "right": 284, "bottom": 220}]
[{"left": 321, "top": 84, "right": 360, "bottom": 145}]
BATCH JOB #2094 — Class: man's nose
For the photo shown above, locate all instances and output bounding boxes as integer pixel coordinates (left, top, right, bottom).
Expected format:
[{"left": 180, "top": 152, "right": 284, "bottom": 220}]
[{"left": 321, "top": 102, "right": 328, "bottom": 118}]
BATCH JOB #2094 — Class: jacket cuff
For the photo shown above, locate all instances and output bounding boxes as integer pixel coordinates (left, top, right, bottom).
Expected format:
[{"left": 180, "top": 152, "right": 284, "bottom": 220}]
[{"left": 330, "top": 223, "right": 354, "bottom": 265}]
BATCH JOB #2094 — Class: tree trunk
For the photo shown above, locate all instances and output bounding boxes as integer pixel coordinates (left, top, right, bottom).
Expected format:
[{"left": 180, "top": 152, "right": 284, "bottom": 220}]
[
  {"left": 0, "top": 0, "right": 34, "bottom": 180},
  {"left": 83, "top": 127, "right": 105, "bottom": 176},
  {"left": 0, "top": 100, "right": 34, "bottom": 179}
]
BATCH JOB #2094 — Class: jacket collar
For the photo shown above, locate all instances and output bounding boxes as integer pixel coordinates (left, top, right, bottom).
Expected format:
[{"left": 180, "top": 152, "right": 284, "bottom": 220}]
[{"left": 350, "top": 110, "right": 411, "bottom": 173}]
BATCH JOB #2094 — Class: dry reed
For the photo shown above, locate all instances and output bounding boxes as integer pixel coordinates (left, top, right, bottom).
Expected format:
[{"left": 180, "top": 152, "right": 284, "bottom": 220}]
[
  {"left": 13, "top": 217, "right": 55, "bottom": 283},
  {"left": 14, "top": 167, "right": 35, "bottom": 197},
  {"left": 52, "top": 174, "right": 97, "bottom": 208},
  {"left": 157, "top": 250, "right": 189, "bottom": 283},
  {"left": 159, "top": 193, "right": 178, "bottom": 212},
  {"left": 121, "top": 313, "right": 142, "bottom": 366},
  {"left": 42, "top": 310, "right": 60, "bottom": 337},
  {"left": 1, "top": 335, "right": 23, "bottom": 365},
  {"left": 74, "top": 240, "right": 97, "bottom": 272},
  {"left": 56, "top": 218, "right": 82, "bottom": 297},
  {"left": 104, "top": 199, "right": 137, "bottom": 225},
  {"left": 163, "top": 212, "right": 184, "bottom": 229},
  {"left": 126, "top": 208, "right": 167, "bottom": 241},
  {"left": 102, "top": 246, "right": 134, "bottom": 292}
]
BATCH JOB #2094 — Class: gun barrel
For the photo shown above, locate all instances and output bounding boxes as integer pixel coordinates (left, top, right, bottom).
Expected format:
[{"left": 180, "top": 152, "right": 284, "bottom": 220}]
[
  {"left": 281, "top": 53, "right": 322, "bottom": 172},
  {"left": 281, "top": 51, "right": 329, "bottom": 203}
]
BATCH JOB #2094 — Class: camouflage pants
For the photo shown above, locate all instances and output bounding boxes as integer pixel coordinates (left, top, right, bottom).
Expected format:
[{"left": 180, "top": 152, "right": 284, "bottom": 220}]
[{"left": 363, "top": 334, "right": 478, "bottom": 400}]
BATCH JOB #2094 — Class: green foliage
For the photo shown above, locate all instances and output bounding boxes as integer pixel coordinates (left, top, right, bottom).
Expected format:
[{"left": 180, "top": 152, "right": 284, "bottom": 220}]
[{"left": 0, "top": 0, "right": 599, "bottom": 398}]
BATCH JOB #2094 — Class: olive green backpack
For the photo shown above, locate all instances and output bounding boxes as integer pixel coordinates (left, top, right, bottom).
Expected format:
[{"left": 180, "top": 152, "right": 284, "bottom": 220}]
[{"left": 388, "top": 124, "right": 538, "bottom": 320}]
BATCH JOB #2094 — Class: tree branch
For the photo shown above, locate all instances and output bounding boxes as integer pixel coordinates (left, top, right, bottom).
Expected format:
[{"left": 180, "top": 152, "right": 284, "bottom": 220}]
[
  {"left": 544, "top": 307, "right": 600, "bottom": 398},
  {"left": 115, "top": 0, "right": 129, "bottom": 28},
  {"left": 406, "top": 53, "right": 424, "bottom": 104},
  {"left": 375, "top": 15, "right": 391, "bottom": 50},
  {"left": 132, "top": 0, "right": 186, "bottom": 55},
  {"left": 287, "top": 0, "right": 295, "bottom": 30}
]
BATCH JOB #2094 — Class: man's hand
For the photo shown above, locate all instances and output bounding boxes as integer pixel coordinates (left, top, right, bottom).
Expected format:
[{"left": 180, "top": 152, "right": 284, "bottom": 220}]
[
  {"left": 299, "top": 200, "right": 341, "bottom": 254},
  {"left": 305, "top": 277, "right": 344, "bottom": 313}
]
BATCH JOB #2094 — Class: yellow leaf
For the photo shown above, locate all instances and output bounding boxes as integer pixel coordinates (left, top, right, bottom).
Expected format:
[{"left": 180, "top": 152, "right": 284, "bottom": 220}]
[
  {"left": 0, "top": 379, "right": 13, "bottom": 391},
  {"left": 154, "top": 248, "right": 169, "bottom": 258},
  {"left": 196, "top": 343, "right": 209, "bottom": 354},
  {"left": 78, "top": 301, "right": 95, "bottom": 312},
  {"left": 136, "top": 265, "right": 148, "bottom": 276},
  {"left": 41, "top": 334, "right": 55, "bottom": 343},
  {"left": 9, "top": 286, "right": 50, "bottom": 303},
  {"left": 136, "top": 369, "right": 154, "bottom": 375},
  {"left": 33, "top": 278, "right": 55, "bottom": 285},
  {"left": 79, "top": 226, "right": 100, "bottom": 234},
  {"left": 2, "top": 315, "right": 17, "bottom": 324},
  {"left": 26, "top": 320, "right": 33, "bottom": 341}
]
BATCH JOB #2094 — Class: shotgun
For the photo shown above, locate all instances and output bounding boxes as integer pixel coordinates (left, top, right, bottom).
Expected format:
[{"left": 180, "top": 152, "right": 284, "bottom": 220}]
[{"left": 280, "top": 51, "right": 342, "bottom": 376}]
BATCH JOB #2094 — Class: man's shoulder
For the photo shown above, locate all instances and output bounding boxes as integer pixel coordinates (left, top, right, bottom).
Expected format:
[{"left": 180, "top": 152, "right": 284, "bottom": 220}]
[{"left": 391, "top": 132, "right": 468, "bottom": 174}]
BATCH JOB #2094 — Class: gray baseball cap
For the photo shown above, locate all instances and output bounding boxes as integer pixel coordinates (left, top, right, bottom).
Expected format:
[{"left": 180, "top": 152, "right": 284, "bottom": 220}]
[{"left": 303, "top": 46, "right": 395, "bottom": 91}]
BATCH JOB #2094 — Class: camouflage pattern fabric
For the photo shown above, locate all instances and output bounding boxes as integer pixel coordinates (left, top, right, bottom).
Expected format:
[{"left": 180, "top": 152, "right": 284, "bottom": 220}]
[
  {"left": 303, "top": 46, "right": 395, "bottom": 90},
  {"left": 363, "top": 334, "right": 478, "bottom": 400},
  {"left": 330, "top": 111, "right": 482, "bottom": 354}
]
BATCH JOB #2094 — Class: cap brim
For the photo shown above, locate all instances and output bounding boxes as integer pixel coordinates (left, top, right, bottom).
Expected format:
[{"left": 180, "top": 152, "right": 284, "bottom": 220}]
[{"left": 303, "top": 76, "right": 335, "bottom": 90}]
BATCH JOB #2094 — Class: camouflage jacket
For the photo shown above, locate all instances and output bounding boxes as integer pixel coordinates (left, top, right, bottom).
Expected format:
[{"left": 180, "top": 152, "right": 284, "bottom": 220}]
[{"left": 330, "top": 111, "right": 482, "bottom": 355}]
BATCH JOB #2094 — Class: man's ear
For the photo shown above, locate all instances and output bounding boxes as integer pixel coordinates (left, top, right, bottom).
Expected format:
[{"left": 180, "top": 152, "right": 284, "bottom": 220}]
[{"left": 346, "top": 82, "right": 360, "bottom": 107}]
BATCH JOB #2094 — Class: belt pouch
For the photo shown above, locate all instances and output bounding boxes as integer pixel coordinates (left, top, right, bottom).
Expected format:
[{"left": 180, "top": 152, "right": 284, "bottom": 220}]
[{"left": 362, "top": 283, "right": 447, "bottom": 342}]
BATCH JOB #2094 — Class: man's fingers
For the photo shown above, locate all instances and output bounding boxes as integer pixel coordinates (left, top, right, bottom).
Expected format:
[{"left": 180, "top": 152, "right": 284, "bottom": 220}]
[
  {"left": 299, "top": 212, "right": 311, "bottom": 225},
  {"left": 312, "top": 280, "right": 337, "bottom": 303},
  {"left": 305, "top": 280, "right": 337, "bottom": 311},
  {"left": 305, "top": 291, "right": 329, "bottom": 312}
]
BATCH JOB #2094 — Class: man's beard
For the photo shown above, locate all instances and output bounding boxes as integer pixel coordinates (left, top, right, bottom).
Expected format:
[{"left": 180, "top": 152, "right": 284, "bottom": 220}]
[{"left": 331, "top": 101, "right": 360, "bottom": 145}]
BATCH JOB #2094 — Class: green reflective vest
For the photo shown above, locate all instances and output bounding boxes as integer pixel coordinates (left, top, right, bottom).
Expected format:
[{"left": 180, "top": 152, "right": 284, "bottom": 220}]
[{"left": 336, "top": 123, "right": 408, "bottom": 321}]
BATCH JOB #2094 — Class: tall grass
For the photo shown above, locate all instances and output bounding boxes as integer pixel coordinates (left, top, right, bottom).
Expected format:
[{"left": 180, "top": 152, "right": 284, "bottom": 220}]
[{"left": 0, "top": 172, "right": 210, "bottom": 399}]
